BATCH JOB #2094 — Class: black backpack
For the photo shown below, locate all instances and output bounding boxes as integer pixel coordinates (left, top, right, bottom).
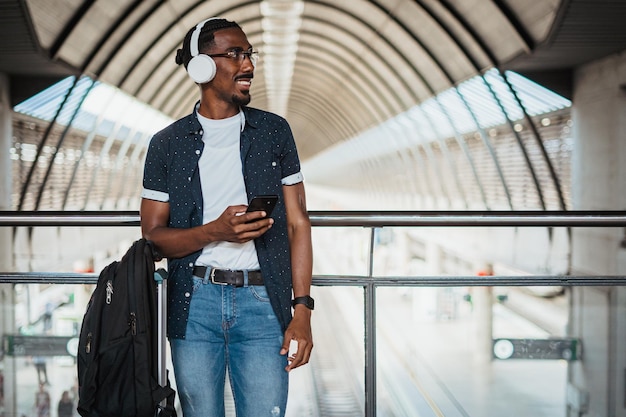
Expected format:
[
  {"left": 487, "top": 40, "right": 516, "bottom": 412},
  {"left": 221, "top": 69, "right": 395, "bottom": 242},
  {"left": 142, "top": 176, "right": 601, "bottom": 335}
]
[{"left": 77, "top": 238, "right": 176, "bottom": 417}]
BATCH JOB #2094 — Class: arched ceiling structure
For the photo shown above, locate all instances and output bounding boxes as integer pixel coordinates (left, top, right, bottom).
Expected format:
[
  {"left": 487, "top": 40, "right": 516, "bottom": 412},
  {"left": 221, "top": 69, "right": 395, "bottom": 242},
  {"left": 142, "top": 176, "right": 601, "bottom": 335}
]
[{"left": 3, "top": 0, "right": 626, "bottom": 161}]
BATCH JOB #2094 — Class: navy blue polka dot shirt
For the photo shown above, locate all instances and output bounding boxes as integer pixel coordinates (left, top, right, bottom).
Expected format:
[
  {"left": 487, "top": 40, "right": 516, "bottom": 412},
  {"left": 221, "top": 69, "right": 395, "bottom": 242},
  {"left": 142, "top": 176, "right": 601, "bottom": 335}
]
[{"left": 142, "top": 104, "right": 302, "bottom": 338}]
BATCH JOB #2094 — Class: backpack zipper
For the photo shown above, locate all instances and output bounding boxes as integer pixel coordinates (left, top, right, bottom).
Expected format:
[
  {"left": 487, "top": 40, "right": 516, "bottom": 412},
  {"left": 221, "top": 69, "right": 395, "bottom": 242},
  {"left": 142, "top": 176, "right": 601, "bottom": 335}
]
[
  {"left": 86, "top": 332, "right": 92, "bottom": 353},
  {"left": 106, "top": 280, "right": 113, "bottom": 304},
  {"left": 130, "top": 312, "right": 137, "bottom": 335}
]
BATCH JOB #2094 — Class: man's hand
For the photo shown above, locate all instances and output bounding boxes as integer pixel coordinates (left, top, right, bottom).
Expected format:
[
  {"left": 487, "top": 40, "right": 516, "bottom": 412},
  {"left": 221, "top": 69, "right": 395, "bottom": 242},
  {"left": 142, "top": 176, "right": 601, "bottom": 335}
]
[
  {"left": 207, "top": 205, "right": 274, "bottom": 243},
  {"left": 280, "top": 306, "right": 313, "bottom": 371},
  {"left": 141, "top": 200, "right": 274, "bottom": 259}
]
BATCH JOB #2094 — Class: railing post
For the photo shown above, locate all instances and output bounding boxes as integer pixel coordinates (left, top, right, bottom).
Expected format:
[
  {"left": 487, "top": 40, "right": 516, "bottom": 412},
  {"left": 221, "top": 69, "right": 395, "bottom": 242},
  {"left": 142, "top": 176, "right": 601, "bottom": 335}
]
[
  {"left": 364, "top": 227, "right": 377, "bottom": 416},
  {"left": 364, "top": 281, "right": 377, "bottom": 417}
]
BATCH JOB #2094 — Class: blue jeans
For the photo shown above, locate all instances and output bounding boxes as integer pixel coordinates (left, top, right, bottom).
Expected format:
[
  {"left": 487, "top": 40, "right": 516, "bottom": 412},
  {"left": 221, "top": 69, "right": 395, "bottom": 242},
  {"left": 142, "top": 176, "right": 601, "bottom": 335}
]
[{"left": 170, "top": 273, "right": 288, "bottom": 417}]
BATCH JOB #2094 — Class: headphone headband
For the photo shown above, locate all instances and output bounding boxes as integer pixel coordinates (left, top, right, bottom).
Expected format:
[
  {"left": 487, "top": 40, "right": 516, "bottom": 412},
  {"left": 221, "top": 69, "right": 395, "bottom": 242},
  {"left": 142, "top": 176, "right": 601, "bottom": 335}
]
[{"left": 190, "top": 17, "right": 219, "bottom": 57}]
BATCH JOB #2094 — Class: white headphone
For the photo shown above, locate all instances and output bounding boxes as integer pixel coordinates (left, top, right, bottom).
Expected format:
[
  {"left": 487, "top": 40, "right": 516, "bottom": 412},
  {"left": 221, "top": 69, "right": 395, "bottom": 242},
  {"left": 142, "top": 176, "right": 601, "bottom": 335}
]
[{"left": 186, "top": 18, "right": 219, "bottom": 84}]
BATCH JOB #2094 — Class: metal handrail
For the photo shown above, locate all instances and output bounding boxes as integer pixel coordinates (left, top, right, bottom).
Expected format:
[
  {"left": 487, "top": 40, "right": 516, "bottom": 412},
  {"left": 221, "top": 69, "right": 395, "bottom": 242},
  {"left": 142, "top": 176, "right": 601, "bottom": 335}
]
[
  {"left": 1, "top": 210, "right": 626, "bottom": 227},
  {"left": 2, "top": 210, "right": 626, "bottom": 417},
  {"left": 1, "top": 273, "right": 625, "bottom": 286}
]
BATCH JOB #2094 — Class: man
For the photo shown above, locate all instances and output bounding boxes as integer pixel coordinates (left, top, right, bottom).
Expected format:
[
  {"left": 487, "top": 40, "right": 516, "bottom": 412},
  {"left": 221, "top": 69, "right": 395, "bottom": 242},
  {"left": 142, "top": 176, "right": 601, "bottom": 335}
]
[
  {"left": 34, "top": 383, "right": 50, "bottom": 417},
  {"left": 140, "top": 17, "right": 313, "bottom": 417}
]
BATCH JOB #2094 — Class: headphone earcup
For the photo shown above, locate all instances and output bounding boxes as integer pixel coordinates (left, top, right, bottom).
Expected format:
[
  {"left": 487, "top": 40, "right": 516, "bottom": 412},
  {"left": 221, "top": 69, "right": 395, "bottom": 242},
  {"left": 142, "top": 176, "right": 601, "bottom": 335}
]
[{"left": 187, "top": 54, "right": 217, "bottom": 84}]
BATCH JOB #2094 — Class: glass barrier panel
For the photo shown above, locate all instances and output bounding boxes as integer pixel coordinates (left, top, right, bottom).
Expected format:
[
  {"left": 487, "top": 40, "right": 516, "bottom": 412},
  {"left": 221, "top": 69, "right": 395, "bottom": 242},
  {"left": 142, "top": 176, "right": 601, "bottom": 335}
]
[{"left": 375, "top": 286, "right": 571, "bottom": 417}]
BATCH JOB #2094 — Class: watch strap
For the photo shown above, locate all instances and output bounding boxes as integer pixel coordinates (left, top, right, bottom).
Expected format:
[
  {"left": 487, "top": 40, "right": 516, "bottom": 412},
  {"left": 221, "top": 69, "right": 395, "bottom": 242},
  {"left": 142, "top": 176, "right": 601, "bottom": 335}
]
[{"left": 292, "top": 295, "right": 314, "bottom": 310}]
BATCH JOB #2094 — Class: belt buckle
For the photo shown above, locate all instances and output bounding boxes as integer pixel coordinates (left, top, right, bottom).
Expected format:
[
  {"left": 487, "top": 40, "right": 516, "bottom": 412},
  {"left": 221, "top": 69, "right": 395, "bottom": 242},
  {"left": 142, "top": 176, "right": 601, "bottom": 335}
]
[{"left": 210, "top": 268, "right": 228, "bottom": 285}]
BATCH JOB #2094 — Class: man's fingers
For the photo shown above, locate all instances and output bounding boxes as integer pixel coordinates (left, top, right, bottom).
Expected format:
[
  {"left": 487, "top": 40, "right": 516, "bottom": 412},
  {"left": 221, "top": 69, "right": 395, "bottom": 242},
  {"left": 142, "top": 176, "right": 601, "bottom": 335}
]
[{"left": 285, "top": 339, "right": 313, "bottom": 371}]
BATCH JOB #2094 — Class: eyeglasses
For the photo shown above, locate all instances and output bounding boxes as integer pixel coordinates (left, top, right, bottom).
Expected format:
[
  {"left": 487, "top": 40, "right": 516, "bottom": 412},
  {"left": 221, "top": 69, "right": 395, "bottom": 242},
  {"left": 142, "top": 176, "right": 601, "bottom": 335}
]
[{"left": 208, "top": 49, "right": 259, "bottom": 66}]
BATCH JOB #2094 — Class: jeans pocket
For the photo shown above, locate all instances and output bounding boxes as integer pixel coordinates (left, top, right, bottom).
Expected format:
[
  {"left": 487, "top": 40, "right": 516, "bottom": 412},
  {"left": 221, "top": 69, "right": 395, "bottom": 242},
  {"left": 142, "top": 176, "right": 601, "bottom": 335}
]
[
  {"left": 191, "top": 276, "right": 203, "bottom": 293},
  {"left": 249, "top": 285, "right": 271, "bottom": 302}
]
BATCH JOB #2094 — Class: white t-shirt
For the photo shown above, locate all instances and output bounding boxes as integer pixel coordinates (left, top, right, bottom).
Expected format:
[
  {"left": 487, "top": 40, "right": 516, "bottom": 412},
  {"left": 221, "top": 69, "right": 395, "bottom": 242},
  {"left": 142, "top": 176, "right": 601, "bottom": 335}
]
[{"left": 195, "top": 110, "right": 260, "bottom": 270}]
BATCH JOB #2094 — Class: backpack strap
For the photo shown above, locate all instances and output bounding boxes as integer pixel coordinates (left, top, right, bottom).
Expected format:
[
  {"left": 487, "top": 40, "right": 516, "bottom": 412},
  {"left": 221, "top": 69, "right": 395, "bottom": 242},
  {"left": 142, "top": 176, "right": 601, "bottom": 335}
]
[{"left": 153, "top": 375, "right": 177, "bottom": 417}]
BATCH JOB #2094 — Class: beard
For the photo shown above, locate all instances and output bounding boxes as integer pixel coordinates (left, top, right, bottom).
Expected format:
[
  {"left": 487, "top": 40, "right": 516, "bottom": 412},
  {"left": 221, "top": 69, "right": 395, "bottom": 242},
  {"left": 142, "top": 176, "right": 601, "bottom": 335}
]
[{"left": 233, "top": 91, "right": 251, "bottom": 107}]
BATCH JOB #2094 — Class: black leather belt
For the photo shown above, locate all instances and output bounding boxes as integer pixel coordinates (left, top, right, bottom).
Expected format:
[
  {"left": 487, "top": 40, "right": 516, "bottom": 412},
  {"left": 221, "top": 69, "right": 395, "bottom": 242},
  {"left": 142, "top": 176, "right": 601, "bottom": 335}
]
[{"left": 192, "top": 266, "right": 263, "bottom": 287}]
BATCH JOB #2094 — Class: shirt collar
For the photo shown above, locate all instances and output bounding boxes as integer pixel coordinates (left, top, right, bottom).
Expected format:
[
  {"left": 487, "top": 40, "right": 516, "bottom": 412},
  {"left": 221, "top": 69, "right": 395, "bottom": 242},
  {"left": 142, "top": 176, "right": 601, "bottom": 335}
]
[{"left": 192, "top": 101, "right": 247, "bottom": 132}]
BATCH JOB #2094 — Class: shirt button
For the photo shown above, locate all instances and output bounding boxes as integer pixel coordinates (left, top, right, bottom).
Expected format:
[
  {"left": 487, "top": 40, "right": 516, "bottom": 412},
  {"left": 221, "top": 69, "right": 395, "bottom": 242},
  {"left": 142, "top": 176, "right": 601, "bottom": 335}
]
[
  {"left": 188, "top": 177, "right": 192, "bottom": 181},
  {"left": 184, "top": 292, "right": 190, "bottom": 298},
  {"left": 199, "top": 130, "right": 203, "bottom": 135},
  {"left": 272, "top": 161, "right": 277, "bottom": 166},
  {"left": 195, "top": 150, "right": 200, "bottom": 155},
  {"left": 188, "top": 262, "right": 193, "bottom": 267}
]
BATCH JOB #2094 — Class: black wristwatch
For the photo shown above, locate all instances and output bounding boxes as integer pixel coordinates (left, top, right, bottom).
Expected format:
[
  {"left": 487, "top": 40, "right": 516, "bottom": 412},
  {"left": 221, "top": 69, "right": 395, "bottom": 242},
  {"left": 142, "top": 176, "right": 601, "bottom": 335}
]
[{"left": 292, "top": 295, "right": 315, "bottom": 310}]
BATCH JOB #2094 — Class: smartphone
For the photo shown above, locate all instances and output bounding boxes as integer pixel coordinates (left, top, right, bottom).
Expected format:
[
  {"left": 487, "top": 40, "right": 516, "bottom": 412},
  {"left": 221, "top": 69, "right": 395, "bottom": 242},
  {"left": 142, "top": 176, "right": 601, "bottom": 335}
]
[{"left": 246, "top": 195, "right": 278, "bottom": 218}]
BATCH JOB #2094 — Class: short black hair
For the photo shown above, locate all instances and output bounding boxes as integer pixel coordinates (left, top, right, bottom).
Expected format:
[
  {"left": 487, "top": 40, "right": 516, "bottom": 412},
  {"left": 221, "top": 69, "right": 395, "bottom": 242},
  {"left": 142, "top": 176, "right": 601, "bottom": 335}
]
[{"left": 175, "top": 18, "right": 241, "bottom": 68}]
